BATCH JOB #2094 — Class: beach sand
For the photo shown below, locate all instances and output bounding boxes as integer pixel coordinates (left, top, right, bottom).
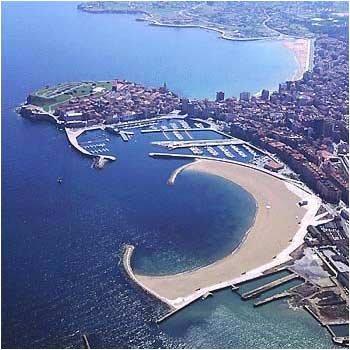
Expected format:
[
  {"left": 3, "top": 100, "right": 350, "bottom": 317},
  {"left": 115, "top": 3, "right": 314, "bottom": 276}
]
[
  {"left": 282, "top": 38, "right": 312, "bottom": 80},
  {"left": 254, "top": 37, "right": 313, "bottom": 97},
  {"left": 134, "top": 160, "right": 307, "bottom": 300}
]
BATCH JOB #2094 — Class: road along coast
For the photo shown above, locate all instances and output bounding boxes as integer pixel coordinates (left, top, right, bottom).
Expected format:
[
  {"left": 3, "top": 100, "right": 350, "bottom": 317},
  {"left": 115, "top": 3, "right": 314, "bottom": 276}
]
[{"left": 124, "top": 159, "right": 321, "bottom": 309}]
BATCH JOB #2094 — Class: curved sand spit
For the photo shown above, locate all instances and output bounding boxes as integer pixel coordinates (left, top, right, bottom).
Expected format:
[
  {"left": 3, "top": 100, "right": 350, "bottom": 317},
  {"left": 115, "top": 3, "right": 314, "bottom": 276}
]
[{"left": 128, "top": 159, "right": 320, "bottom": 307}]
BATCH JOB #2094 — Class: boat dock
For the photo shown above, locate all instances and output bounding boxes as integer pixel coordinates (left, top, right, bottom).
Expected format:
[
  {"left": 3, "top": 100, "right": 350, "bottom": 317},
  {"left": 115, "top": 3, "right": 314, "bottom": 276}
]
[
  {"left": 190, "top": 146, "right": 203, "bottom": 155},
  {"left": 141, "top": 127, "right": 209, "bottom": 133},
  {"left": 173, "top": 130, "right": 184, "bottom": 140},
  {"left": 241, "top": 273, "right": 299, "bottom": 300},
  {"left": 119, "top": 130, "right": 134, "bottom": 142},
  {"left": 152, "top": 138, "right": 245, "bottom": 150},
  {"left": 149, "top": 152, "right": 199, "bottom": 160},
  {"left": 120, "top": 131, "right": 129, "bottom": 142},
  {"left": 218, "top": 145, "right": 234, "bottom": 158},
  {"left": 253, "top": 291, "right": 290, "bottom": 307},
  {"left": 185, "top": 130, "right": 193, "bottom": 139},
  {"left": 304, "top": 306, "right": 349, "bottom": 346},
  {"left": 207, "top": 146, "right": 219, "bottom": 156}
]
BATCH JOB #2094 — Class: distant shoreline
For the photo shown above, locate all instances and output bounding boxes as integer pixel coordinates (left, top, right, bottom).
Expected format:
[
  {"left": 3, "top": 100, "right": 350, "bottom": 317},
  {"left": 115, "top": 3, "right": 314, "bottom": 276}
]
[
  {"left": 136, "top": 14, "right": 314, "bottom": 86},
  {"left": 78, "top": 6, "right": 269, "bottom": 41},
  {"left": 78, "top": 6, "right": 311, "bottom": 43},
  {"left": 146, "top": 19, "right": 277, "bottom": 42},
  {"left": 78, "top": 6, "right": 314, "bottom": 97},
  {"left": 133, "top": 16, "right": 315, "bottom": 95}
]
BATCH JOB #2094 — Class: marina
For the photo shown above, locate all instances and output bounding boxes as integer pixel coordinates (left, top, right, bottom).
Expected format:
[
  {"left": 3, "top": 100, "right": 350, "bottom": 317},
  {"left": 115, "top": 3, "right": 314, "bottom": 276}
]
[
  {"left": 68, "top": 117, "right": 268, "bottom": 168},
  {"left": 65, "top": 116, "right": 267, "bottom": 166}
]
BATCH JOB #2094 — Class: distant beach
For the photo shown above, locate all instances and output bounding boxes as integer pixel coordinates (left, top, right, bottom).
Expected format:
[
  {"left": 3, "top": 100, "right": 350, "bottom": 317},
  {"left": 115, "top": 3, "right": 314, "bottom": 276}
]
[
  {"left": 132, "top": 159, "right": 319, "bottom": 305},
  {"left": 143, "top": 14, "right": 314, "bottom": 85},
  {"left": 282, "top": 37, "right": 313, "bottom": 80}
]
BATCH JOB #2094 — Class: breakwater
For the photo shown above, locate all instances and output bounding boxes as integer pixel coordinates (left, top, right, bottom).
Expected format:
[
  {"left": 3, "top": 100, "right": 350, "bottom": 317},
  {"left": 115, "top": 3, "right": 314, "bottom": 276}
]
[{"left": 65, "top": 127, "right": 116, "bottom": 162}]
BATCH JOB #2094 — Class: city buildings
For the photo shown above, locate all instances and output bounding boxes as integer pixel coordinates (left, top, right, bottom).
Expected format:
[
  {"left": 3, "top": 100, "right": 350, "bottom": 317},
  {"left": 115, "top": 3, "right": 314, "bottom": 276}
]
[{"left": 21, "top": 35, "right": 348, "bottom": 206}]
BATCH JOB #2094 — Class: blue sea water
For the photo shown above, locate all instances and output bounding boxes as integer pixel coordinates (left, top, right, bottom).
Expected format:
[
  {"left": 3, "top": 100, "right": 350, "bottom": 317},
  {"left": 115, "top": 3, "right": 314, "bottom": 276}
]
[{"left": 2, "top": 2, "right": 336, "bottom": 348}]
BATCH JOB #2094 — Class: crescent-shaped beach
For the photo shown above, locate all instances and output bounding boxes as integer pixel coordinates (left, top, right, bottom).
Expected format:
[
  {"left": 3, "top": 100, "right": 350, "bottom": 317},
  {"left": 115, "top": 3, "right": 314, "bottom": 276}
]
[{"left": 125, "top": 159, "right": 320, "bottom": 308}]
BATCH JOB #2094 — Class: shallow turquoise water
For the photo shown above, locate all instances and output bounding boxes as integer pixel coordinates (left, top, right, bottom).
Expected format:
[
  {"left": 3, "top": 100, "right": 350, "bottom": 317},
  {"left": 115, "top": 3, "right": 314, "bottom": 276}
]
[{"left": 162, "top": 289, "right": 336, "bottom": 349}]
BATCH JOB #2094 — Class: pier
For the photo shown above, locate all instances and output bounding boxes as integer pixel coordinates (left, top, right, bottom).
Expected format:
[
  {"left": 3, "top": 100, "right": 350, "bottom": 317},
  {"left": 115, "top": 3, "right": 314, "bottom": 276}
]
[
  {"left": 119, "top": 130, "right": 134, "bottom": 142},
  {"left": 150, "top": 152, "right": 197, "bottom": 160},
  {"left": 253, "top": 291, "right": 290, "bottom": 307},
  {"left": 241, "top": 273, "right": 299, "bottom": 300},
  {"left": 152, "top": 138, "right": 245, "bottom": 150},
  {"left": 185, "top": 130, "right": 193, "bottom": 139},
  {"left": 141, "top": 127, "right": 210, "bottom": 133}
]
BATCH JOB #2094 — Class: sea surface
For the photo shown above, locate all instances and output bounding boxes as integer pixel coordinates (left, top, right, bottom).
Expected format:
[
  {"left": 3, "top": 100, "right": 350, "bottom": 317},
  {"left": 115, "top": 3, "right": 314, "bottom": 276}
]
[{"left": 2, "top": 2, "right": 336, "bottom": 348}]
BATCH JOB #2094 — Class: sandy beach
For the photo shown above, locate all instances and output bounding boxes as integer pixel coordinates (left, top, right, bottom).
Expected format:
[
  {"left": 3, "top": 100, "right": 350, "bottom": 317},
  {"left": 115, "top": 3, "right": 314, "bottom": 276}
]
[
  {"left": 254, "top": 37, "right": 313, "bottom": 97},
  {"left": 282, "top": 38, "right": 313, "bottom": 80},
  {"left": 133, "top": 160, "right": 310, "bottom": 301}
]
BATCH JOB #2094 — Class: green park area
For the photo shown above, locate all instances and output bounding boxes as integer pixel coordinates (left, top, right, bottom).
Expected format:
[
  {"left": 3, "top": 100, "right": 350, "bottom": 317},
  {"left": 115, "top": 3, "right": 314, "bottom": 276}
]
[{"left": 28, "top": 81, "right": 113, "bottom": 112}]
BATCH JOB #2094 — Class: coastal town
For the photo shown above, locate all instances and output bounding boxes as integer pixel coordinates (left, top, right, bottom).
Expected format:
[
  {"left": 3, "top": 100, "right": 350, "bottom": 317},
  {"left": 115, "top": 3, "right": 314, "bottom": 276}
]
[
  {"left": 17, "top": 1, "right": 349, "bottom": 348},
  {"left": 186, "top": 34, "right": 349, "bottom": 206},
  {"left": 21, "top": 35, "right": 349, "bottom": 207}
]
